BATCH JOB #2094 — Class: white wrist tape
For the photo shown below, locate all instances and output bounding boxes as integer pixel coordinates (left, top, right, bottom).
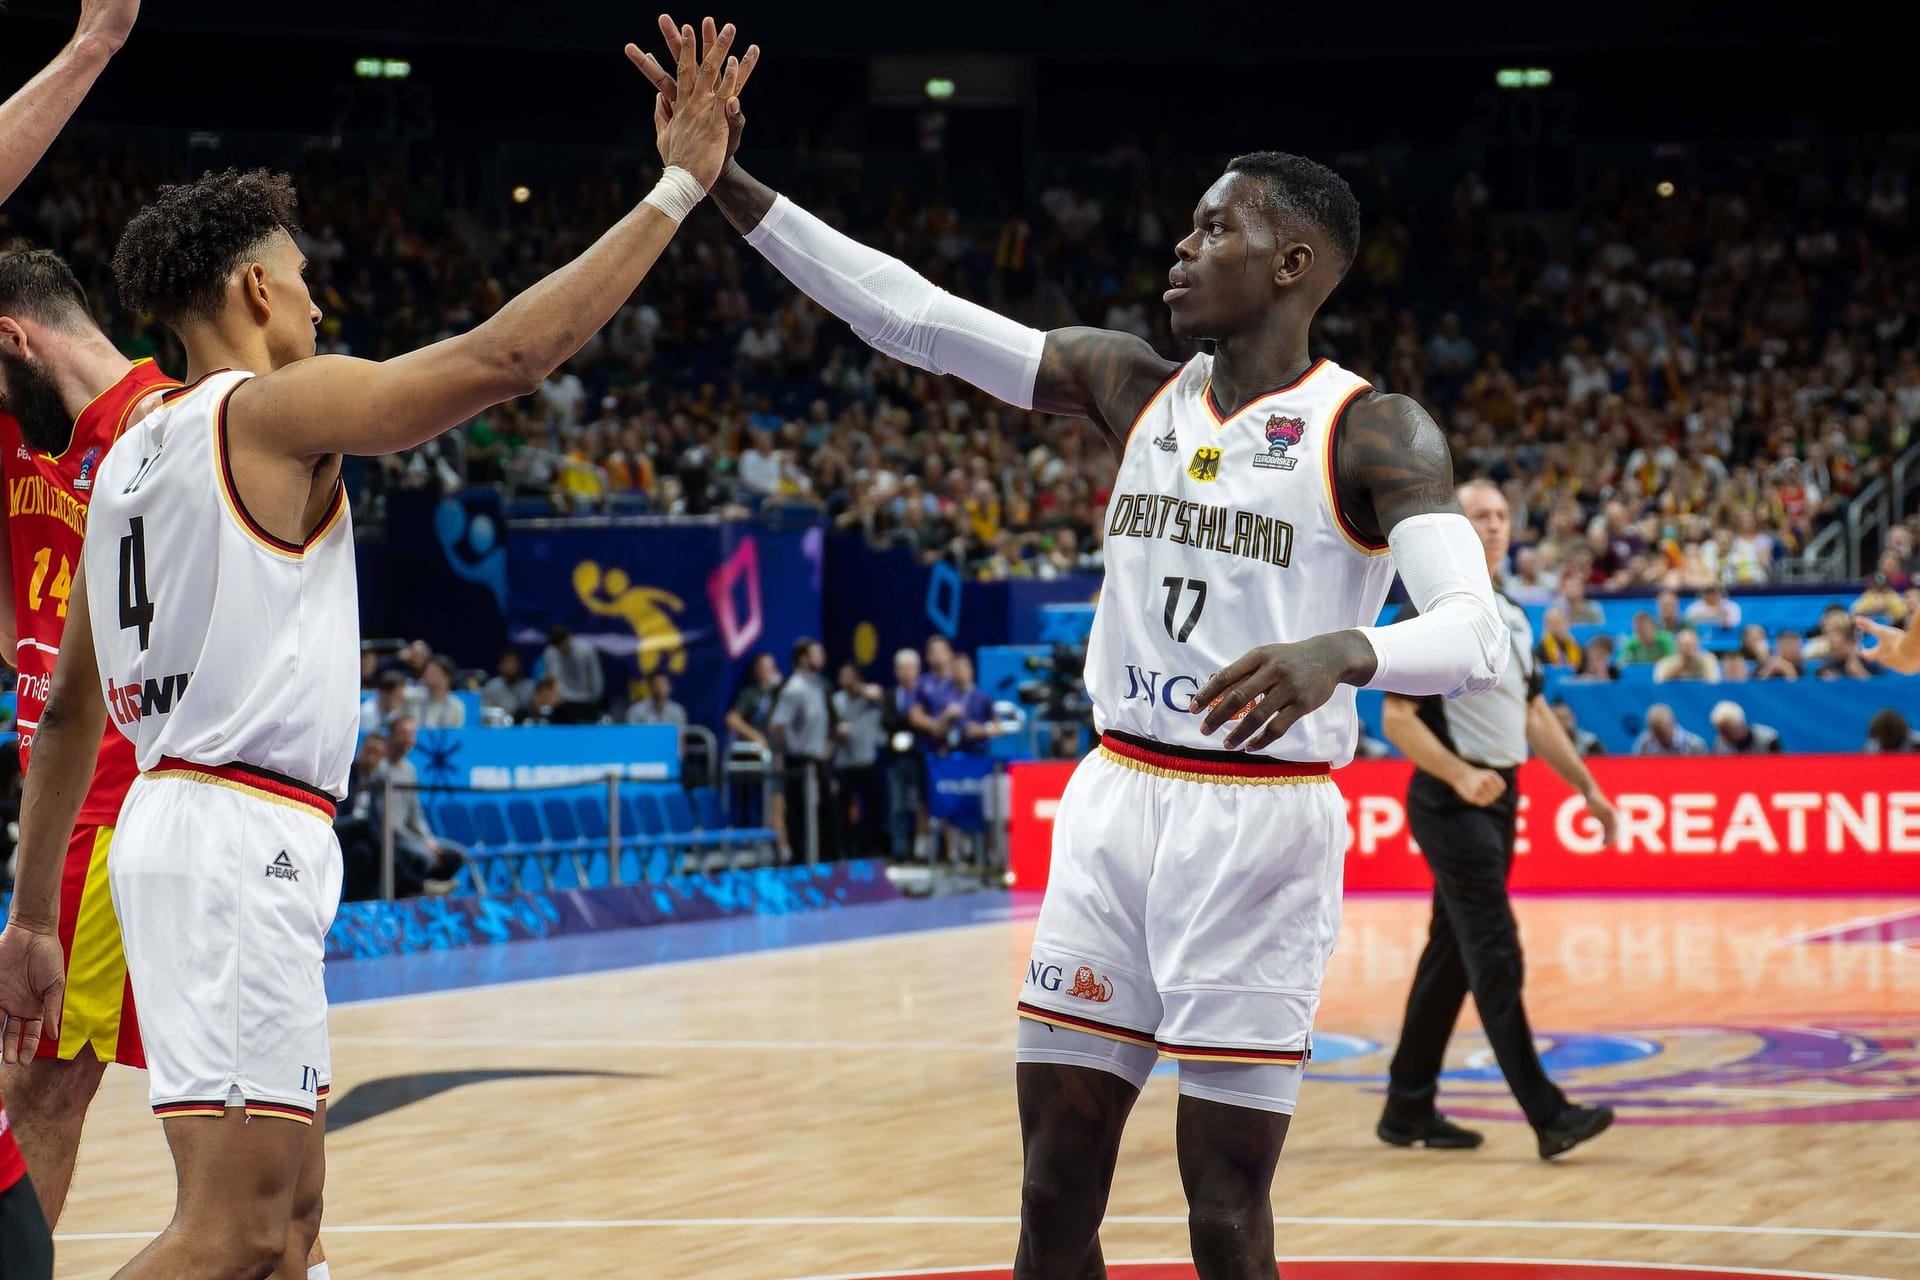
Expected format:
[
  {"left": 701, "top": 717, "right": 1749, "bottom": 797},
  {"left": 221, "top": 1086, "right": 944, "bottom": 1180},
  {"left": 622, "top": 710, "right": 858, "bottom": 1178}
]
[
  {"left": 745, "top": 193, "right": 1045, "bottom": 409},
  {"left": 1357, "top": 511, "right": 1509, "bottom": 698},
  {"left": 642, "top": 166, "right": 705, "bottom": 224}
]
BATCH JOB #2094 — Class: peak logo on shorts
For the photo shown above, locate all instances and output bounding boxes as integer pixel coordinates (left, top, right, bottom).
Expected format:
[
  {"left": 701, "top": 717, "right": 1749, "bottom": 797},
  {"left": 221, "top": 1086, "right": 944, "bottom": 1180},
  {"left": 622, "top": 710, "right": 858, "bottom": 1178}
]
[
  {"left": 266, "top": 851, "right": 300, "bottom": 882},
  {"left": 1067, "top": 966, "right": 1114, "bottom": 1003},
  {"left": 106, "top": 670, "right": 193, "bottom": 727}
]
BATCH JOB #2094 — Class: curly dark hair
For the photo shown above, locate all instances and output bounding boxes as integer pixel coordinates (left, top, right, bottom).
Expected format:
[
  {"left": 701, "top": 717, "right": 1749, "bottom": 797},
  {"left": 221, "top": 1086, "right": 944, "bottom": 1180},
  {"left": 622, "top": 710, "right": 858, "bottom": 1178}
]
[
  {"left": 111, "top": 168, "right": 303, "bottom": 324},
  {"left": 1224, "top": 150, "right": 1361, "bottom": 278}
]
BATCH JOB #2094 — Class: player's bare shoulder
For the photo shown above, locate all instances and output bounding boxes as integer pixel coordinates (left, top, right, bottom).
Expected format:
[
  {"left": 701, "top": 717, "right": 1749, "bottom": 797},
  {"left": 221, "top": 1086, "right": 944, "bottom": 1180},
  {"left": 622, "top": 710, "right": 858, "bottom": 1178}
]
[
  {"left": 1033, "top": 326, "right": 1179, "bottom": 441},
  {"left": 1334, "top": 389, "right": 1460, "bottom": 544}
]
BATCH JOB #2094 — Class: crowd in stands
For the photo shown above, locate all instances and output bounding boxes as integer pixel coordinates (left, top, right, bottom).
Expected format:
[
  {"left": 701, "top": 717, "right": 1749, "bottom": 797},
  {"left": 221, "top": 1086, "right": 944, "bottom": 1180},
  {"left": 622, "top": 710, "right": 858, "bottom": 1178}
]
[
  {"left": 340, "top": 630, "right": 1008, "bottom": 881},
  {"left": 4, "top": 135, "right": 1919, "bottom": 589}
]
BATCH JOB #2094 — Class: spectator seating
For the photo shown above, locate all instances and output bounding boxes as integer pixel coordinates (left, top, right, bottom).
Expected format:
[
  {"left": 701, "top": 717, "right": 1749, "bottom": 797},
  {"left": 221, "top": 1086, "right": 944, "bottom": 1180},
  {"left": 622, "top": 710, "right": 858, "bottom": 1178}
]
[{"left": 422, "top": 783, "right": 780, "bottom": 894}]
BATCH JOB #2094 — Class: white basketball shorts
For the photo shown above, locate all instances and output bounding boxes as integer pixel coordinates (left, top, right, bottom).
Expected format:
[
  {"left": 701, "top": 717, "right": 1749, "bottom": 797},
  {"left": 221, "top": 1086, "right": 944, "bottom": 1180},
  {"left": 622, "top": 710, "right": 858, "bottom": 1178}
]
[
  {"left": 1018, "top": 731, "right": 1347, "bottom": 1068},
  {"left": 110, "top": 759, "right": 343, "bottom": 1123}
]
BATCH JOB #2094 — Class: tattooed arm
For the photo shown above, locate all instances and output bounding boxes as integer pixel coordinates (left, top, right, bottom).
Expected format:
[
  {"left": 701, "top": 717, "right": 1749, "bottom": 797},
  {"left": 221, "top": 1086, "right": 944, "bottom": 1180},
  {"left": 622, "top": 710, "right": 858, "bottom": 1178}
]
[{"left": 1193, "top": 391, "right": 1508, "bottom": 751}]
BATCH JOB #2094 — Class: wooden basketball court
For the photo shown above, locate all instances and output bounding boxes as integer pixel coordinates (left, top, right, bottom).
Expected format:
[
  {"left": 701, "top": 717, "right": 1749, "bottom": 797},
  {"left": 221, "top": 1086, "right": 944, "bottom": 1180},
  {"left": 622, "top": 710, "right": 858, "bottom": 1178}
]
[{"left": 45, "top": 893, "right": 1920, "bottom": 1279}]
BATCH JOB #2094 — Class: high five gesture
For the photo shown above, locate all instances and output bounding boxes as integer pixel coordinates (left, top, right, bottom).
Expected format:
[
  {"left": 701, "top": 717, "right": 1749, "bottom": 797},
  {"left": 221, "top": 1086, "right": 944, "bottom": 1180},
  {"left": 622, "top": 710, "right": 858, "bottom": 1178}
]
[{"left": 1, "top": 0, "right": 142, "bottom": 205}]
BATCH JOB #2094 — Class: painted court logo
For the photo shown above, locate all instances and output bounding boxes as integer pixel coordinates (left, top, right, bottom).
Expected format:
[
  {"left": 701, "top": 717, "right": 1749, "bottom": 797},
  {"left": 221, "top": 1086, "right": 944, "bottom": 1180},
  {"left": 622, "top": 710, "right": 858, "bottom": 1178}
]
[
  {"left": 1300, "top": 1017, "right": 1920, "bottom": 1125},
  {"left": 1252, "top": 415, "right": 1305, "bottom": 471},
  {"left": 1067, "top": 966, "right": 1114, "bottom": 1003}
]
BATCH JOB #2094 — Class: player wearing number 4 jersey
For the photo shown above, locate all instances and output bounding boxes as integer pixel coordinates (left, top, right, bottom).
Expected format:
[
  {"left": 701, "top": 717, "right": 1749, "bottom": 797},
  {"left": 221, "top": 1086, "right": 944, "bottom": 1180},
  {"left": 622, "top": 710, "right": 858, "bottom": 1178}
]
[
  {"left": 0, "top": 19, "right": 752, "bottom": 1278},
  {"left": 639, "top": 14, "right": 1508, "bottom": 1273}
]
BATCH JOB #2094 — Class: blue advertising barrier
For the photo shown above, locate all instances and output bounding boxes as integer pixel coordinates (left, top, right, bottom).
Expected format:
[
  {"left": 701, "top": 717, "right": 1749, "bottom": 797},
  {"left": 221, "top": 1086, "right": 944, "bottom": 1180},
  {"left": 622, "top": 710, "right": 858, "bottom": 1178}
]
[
  {"left": 405, "top": 723, "right": 680, "bottom": 789},
  {"left": 1548, "top": 676, "right": 1917, "bottom": 755},
  {"left": 822, "top": 534, "right": 1099, "bottom": 679},
  {"left": 926, "top": 753, "right": 994, "bottom": 833},
  {"left": 510, "top": 521, "right": 822, "bottom": 733},
  {"left": 324, "top": 859, "right": 897, "bottom": 961},
  {"left": 383, "top": 488, "right": 510, "bottom": 670}
]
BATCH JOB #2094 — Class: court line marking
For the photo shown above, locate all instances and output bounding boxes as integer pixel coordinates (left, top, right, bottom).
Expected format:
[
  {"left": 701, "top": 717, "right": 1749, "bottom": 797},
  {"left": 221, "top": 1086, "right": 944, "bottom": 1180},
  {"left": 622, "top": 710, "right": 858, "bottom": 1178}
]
[
  {"left": 1773, "top": 906, "right": 1920, "bottom": 947},
  {"left": 768, "top": 1259, "right": 1898, "bottom": 1280},
  {"left": 51, "top": 1216, "right": 1920, "bottom": 1244}
]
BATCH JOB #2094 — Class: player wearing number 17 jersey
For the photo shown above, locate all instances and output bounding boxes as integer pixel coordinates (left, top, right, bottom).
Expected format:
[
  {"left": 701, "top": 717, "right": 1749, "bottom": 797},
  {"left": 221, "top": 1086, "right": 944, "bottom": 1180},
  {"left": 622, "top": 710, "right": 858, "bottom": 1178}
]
[
  {"left": 661, "top": 43, "right": 1509, "bottom": 1267},
  {"left": 0, "top": 250, "right": 175, "bottom": 1233},
  {"left": 0, "top": 24, "right": 747, "bottom": 1277}
]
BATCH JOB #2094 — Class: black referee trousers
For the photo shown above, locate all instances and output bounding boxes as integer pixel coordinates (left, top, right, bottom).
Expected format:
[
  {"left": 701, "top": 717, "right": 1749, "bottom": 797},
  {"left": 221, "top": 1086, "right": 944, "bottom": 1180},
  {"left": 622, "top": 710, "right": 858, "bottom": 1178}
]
[{"left": 1385, "top": 768, "right": 1568, "bottom": 1129}]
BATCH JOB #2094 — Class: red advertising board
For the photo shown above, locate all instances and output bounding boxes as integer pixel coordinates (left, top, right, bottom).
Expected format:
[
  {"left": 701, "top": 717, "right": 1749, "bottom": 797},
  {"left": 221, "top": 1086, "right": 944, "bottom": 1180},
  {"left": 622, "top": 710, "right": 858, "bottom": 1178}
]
[{"left": 1007, "top": 754, "right": 1920, "bottom": 894}]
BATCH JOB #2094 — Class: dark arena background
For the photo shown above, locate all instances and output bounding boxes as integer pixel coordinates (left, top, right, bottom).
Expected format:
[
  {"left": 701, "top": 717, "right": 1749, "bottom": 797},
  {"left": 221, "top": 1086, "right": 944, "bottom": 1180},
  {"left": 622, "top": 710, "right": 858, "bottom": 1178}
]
[{"left": 2, "top": 1, "right": 1918, "bottom": 1277}]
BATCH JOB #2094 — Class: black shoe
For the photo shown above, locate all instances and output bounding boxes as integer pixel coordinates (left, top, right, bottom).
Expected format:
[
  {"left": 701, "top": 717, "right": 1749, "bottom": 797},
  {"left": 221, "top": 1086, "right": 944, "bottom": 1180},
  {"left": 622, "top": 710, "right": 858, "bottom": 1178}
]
[
  {"left": 1536, "top": 1103, "right": 1614, "bottom": 1159},
  {"left": 1376, "top": 1109, "right": 1484, "bottom": 1150}
]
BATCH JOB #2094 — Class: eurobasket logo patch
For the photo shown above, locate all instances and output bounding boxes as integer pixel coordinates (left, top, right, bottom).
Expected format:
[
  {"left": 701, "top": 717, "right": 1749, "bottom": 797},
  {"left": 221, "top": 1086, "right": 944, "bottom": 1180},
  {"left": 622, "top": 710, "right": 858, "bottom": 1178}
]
[
  {"left": 1252, "top": 415, "right": 1305, "bottom": 471},
  {"left": 74, "top": 445, "right": 103, "bottom": 491},
  {"left": 1186, "top": 446, "right": 1222, "bottom": 482}
]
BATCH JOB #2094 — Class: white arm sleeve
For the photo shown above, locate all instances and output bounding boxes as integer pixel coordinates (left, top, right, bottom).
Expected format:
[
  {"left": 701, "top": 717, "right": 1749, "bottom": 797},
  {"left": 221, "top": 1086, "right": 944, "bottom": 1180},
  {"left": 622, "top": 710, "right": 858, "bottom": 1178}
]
[
  {"left": 1354, "top": 512, "right": 1510, "bottom": 699},
  {"left": 744, "top": 194, "right": 1046, "bottom": 409}
]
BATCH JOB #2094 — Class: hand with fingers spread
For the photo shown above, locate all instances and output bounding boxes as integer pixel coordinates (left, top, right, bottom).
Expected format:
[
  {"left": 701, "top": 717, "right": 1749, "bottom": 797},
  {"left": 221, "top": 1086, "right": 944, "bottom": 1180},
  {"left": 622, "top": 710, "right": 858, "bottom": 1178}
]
[
  {"left": 627, "top": 14, "right": 761, "bottom": 183},
  {"left": 1190, "top": 631, "right": 1378, "bottom": 753},
  {"left": 1856, "top": 615, "right": 1920, "bottom": 675},
  {"left": 0, "top": 918, "right": 66, "bottom": 1065}
]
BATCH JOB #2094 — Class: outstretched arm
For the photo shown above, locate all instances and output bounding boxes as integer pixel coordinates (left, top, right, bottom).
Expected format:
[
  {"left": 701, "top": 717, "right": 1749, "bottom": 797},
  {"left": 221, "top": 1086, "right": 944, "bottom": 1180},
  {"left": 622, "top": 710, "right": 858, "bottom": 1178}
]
[
  {"left": 0, "top": 561, "right": 104, "bottom": 1061},
  {"left": 1193, "top": 392, "right": 1508, "bottom": 751},
  {"left": 230, "top": 20, "right": 749, "bottom": 461},
  {"left": 634, "top": 16, "right": 1174, "bottom": 437},
  {"left": 0, "top": 0, "right": 140, "bottom": 206},
  {"left": 1857, "top": 616, "right": 1920, "bottom": 675}
]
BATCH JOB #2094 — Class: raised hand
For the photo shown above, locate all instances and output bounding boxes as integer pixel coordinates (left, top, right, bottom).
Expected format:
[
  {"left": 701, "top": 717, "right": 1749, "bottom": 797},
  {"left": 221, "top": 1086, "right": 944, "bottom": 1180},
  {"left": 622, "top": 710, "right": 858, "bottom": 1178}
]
[
  {"left": 628, "top": 13, "right": 761, "bottom": 166},
  {"left": 0, "top": 919, "right": 67, "bottom": 1065},
  {"left": 1856, "top": 616, "right": 1920, "bottom": 675},
  {"left": 75, "top": 0, "right": 140, "bottom": 52}
]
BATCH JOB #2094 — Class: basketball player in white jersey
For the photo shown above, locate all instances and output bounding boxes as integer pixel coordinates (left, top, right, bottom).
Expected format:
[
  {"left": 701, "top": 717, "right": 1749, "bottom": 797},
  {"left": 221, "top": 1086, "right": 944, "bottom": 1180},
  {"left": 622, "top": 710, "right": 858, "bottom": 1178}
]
[
  {"left": 0, "top": 23, "right": 752, "bottom": 1278},
  {"left": 638, "top": 20, "right": 1508, "bottom": 1275}
]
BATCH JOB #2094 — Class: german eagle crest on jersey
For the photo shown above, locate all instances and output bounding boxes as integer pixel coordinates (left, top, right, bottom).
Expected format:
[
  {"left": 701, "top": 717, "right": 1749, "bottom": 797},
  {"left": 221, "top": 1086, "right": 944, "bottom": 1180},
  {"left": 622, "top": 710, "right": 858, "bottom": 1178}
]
[
  {"left": 1253, "top": 415, "right": 1305, "bottom": 471},
  {"left": 1186, "top": 446, "right": 1222, "bottom": 482}
]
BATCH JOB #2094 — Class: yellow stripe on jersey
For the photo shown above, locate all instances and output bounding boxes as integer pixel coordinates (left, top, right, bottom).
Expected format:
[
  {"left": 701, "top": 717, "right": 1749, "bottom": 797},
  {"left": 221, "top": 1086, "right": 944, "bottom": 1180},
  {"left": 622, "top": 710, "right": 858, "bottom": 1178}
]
[{"left": 59, "top": 827, "right": 128, "bottom": 1062}]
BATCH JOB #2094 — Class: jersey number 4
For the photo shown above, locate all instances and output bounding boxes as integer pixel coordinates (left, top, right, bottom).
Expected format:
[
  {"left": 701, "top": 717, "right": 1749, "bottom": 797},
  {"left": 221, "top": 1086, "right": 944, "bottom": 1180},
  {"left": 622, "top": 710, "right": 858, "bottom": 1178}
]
[
  {"left": 1160, "top": 576, "right": 1207, "bottom": 643},
  {"left": 118, "top": 517, "right": 156, "bottom": 651}
]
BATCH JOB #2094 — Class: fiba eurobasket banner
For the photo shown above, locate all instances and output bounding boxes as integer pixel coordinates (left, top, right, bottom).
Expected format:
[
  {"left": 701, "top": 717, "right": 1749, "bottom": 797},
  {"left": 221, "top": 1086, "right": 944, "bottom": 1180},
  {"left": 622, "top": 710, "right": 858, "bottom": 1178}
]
[
  {"left": 510, "top": 522, "right": 823, "bottom": 731},
  {"left": 1009, "top": 754, "right": 1920, "bottom": 893}
]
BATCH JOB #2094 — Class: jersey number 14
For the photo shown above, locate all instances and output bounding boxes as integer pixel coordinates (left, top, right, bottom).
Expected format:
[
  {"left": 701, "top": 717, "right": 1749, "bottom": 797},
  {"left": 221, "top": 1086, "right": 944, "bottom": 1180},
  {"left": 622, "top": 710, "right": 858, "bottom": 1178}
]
[{"left": 118, "top": 517, "right": 155, "bottom": 651}]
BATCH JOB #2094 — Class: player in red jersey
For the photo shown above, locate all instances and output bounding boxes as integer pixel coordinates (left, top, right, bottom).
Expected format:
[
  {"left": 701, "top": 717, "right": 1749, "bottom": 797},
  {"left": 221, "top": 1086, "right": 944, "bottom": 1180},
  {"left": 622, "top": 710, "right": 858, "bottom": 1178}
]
[{"left": 0, "top": 249, "right": 173, "bottom": 1224}]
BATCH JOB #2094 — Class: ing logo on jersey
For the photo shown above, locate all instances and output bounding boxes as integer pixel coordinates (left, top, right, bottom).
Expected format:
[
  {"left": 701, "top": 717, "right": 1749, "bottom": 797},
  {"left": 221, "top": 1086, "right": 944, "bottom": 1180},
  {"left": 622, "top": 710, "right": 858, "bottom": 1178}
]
[
  {"left": 1067, "top": 966, "right": 1114, "bottom": 1003},
  {"left": 1252, "top": 415, "right": 1305, "bottom": 472},
  {"left": 1186, "top": 446, "right": 1222, "bottom": 483},
  {"left": 1152, "top": 425, "right": 1178, "bottom": 452}
]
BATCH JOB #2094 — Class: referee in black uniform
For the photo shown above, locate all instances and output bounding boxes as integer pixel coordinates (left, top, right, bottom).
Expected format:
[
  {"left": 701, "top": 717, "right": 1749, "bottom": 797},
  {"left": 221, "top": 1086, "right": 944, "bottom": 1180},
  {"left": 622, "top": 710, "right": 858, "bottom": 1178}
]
[{"left": 1376, "top": 480, "right": 1620, "bottom": 1160}]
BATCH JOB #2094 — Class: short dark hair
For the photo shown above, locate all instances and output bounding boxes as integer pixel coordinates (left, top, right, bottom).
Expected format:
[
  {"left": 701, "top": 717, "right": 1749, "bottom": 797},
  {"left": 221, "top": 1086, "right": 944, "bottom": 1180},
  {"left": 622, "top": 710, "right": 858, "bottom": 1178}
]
[
  {"left": 112, "top": 168, "right": 302, "bottom": 324},
  {"left": 430, "top": 655, "right": 458, "bottom": 679},
  {"left": 377, "top": 671, "right": 408, "bottom": 692},
  {"left": 1224, "top": 151, "right": 1361, "bottom": 275},
  {"left": 0, "top": 250, "right": 89, "bottom": 327}
]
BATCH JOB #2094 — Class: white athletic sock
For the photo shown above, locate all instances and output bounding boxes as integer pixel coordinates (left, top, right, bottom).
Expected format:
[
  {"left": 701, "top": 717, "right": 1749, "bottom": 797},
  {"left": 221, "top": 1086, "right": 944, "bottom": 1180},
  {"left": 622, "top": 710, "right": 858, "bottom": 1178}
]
[{"left": 308, "top": 1264, "right": 331, "bottom": 1280}]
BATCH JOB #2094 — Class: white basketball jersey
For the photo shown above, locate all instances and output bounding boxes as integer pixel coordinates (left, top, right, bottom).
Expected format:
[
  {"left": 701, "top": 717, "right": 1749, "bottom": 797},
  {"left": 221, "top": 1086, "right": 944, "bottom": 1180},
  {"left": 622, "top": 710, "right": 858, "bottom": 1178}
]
[
  {"left": 82, "top": 370, "right": 360, "bottom": 797},
  {"left": 1086, "top": 354, "right": 1396, "bottom": 768}
]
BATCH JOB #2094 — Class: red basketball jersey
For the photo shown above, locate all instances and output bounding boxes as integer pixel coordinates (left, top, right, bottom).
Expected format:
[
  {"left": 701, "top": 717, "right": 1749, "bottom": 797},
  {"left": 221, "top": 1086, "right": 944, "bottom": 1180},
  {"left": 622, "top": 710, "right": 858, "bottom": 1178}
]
[{"left": 4, "top": 358, "right": 177, "bottom": 824}]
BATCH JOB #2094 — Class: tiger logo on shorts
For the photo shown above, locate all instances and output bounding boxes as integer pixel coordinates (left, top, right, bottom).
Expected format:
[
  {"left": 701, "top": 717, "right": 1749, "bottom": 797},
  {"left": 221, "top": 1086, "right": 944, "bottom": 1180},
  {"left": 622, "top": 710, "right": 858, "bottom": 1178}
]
[{"left": 1068, "top": 966, "right": 1114, "bottom": 1003}]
